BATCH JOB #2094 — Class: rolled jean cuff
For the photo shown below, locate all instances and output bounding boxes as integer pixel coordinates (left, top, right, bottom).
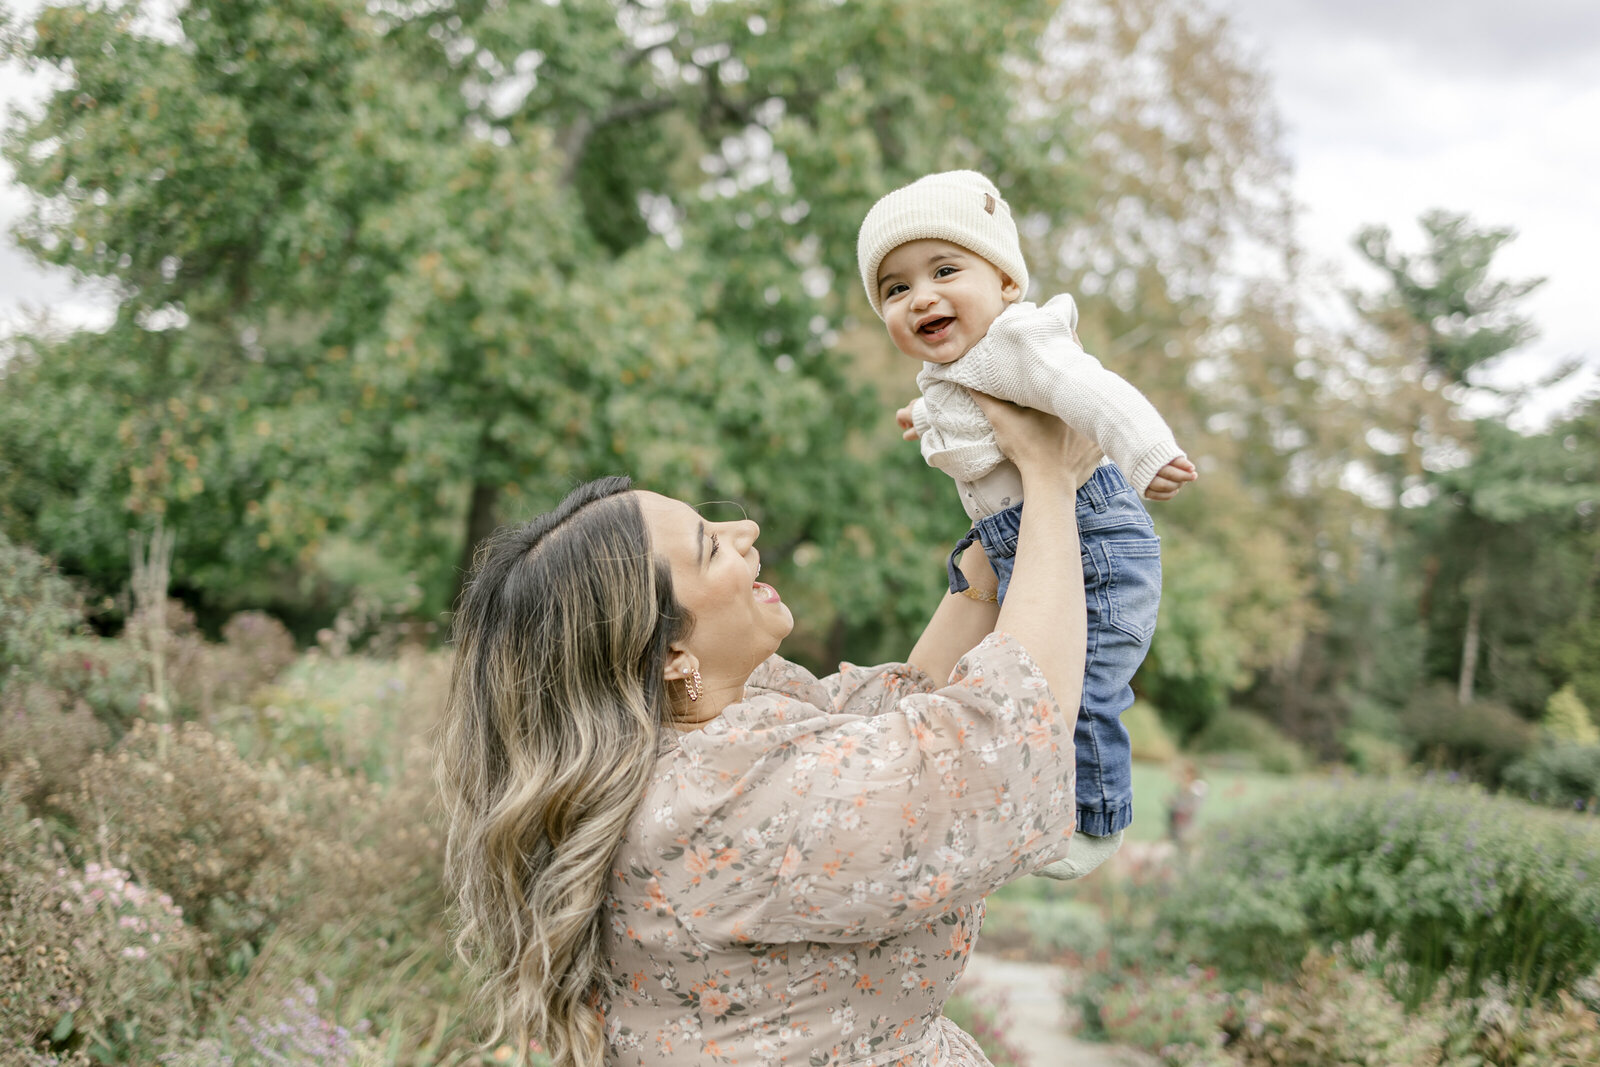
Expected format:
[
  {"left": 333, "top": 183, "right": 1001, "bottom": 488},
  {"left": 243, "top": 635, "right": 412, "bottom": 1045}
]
[
  {"left": 1076, "top": 800, "right": 1133, "bottom": 837},
  {"left": 945, "top": 527, "right": 981, "bottom": 594}
]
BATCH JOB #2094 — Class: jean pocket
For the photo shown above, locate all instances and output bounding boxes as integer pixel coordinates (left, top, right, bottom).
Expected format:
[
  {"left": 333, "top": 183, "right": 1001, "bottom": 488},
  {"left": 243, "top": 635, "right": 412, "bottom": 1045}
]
[{"left": 1103, "top": 538, "right": 1162, "bottom": 643}]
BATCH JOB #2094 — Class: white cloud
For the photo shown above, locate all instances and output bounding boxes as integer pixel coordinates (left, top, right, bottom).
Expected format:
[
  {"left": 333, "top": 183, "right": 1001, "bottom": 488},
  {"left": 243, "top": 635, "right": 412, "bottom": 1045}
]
[{"left": 1219, "top": 0, "right": 1600, "bottom": 428}]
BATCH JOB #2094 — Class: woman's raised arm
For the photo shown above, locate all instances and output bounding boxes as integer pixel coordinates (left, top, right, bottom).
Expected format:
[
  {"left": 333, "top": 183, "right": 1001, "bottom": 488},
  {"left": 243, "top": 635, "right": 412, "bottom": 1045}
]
[
  {"left": 906, "top": 541, "right": 1002, "bottom": 683},
  {"left": 975, "top": 394, "right": 1102, "bottom": 710}
]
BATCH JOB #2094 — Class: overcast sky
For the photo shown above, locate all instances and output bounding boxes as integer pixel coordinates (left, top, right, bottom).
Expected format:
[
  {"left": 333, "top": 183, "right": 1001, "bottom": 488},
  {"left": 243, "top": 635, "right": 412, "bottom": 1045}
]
[
  {"left": 1217, "top": 0, "right": 1599, "bottom": 427},
  {"left": 2, "top": 0, "right": 1596, "bottom": 427}
]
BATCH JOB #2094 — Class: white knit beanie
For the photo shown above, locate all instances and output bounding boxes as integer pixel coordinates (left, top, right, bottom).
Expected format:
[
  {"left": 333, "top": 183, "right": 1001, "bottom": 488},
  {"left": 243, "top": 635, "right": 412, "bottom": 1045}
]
[{"left": 856, "top": 170, "right": 1029, "bottom": 319}]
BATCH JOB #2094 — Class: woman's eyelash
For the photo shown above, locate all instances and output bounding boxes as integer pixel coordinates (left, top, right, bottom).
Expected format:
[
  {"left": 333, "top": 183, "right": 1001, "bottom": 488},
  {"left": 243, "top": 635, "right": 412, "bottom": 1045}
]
[{"left": 709, "top": 532, "right": 720, "bottom": 558}]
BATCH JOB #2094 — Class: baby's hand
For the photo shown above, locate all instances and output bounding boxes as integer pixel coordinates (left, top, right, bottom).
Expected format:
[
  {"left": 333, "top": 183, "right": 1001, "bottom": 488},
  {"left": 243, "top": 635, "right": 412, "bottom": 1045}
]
[
  {"left": 895, "top": 402, "right": 919, "bottom": 441},
  {"left": 1145, "top": 457, "right": 1198, "bottom": 500}
]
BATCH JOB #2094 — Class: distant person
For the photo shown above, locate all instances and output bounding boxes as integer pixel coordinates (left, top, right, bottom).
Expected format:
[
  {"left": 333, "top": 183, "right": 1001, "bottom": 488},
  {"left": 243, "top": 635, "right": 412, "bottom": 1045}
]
[
  {"left": 438, "top": 398, "right": 1103, "bottom": 1066},
  {"left": 1166, "top": 761, "right": 1209, "bottom": 848},
  {"left": 857, "top": 170, "right": 1197, "bottom": 880}
]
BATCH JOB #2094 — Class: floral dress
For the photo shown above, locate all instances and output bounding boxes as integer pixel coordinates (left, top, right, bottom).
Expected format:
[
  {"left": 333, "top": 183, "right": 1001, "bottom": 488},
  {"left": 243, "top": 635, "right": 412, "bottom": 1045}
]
[{"left": 601, "top": 632, "right": 1077, "bottom": 1066}]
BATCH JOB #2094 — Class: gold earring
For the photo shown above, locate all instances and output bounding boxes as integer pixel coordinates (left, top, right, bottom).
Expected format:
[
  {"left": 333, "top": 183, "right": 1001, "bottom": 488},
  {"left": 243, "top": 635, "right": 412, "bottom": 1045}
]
[{"left": 686, "top": 667, "right": 702, "bottom": 702}]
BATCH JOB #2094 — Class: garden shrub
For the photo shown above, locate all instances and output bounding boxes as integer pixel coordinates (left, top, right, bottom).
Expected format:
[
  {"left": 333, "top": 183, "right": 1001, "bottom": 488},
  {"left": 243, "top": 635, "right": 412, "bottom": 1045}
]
[
  {"left": 1075, "top": 964, "right": 1233, "bottom": 1060},
  {"left": 160, "top": 981, "right": 386, "bottom": 1067},
  {"left": 1125, "top": 698, "right": 1179, "bottom": 763},
  {"left": 1339, "top": 727, "right": 1409, "bottom": 776},
  {"left": 63, "top": 720, "right": 305, "bottom": 945},
  {"left": 1190, "top": 708, "right": 1308, "bottom": 774},
  {"left": 0, "top": 681, "right": 108, "bottom": 813},
  {"left": 1155, "top": 780, "right": 1600, "bottom": 1005},
  {"left": 0, "top": 792, "right": 201, "bottom": 1063},
  {"left": 168, "top": 610, "right": 299, "bottom": 719},
  {"left": 37, "top": 636, "right": 148, "bottom": 737},
  {"left": 1502, "top": 743, "right": 1600, "bottom": 812},
  {"left": 1400, "top": 684, "right": 1533, "bottom": 784},
  {"left": 942, "top": 991, "right": 1029, "bottom": 1067},
  {"left": 978, "top": 886, "right": 1108, "bottom": 963},
  {"left": 1543, "top": 685, "right": 1599, "bottom": 746},
  {"left": 228, "top": 649, "right": 447, "bottom": 783},
  {"left": 0, "top": 533, "right": 83, "bottom": 679},
  {"left": 1443, "top": 986, "right": 1600, "bottom": 1066},
  {"left": 1223, "top": 943, "right": 1447, "bottom": 1066}
]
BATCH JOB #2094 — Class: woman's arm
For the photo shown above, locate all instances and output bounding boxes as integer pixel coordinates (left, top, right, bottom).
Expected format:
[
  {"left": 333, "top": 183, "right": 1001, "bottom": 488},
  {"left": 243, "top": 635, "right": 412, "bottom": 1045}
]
[
  {"left": 975, "top": 393, "right": 1102, "bottom": 712},
  {"left": 906, "top": 547, "right": 1000, "bottom": 683}
]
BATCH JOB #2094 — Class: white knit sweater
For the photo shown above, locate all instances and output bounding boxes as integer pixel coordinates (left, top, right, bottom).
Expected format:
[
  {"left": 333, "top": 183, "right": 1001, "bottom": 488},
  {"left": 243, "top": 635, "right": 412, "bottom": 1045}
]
[{"left": 909, "top": 294, "right": 1184, "bottom": 517}]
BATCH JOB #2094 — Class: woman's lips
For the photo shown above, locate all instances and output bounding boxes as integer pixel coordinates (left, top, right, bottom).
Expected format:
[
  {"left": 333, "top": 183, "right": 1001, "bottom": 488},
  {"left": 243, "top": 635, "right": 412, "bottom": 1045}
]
[{"left": 752, "top": 581, "right": 781, "bottom": 604}]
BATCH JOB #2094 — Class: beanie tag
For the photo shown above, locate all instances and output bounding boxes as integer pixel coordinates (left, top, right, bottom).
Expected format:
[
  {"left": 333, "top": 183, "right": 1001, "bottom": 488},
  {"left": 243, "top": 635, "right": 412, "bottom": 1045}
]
[{"left": 983, "top": 193, "right": 996, "bottom": 215}]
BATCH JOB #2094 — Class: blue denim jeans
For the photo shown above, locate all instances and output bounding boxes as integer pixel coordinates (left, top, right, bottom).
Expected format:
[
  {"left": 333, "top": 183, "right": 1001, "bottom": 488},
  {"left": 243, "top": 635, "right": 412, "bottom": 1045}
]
[{"left": 946, "top": 463, "right": 1159, "bottom": 836}]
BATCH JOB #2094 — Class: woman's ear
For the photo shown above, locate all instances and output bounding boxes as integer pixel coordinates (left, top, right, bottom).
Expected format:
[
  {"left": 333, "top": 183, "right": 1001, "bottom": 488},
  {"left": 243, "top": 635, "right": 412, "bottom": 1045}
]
[{"left": 663, "top": 648, "right": 699, "bottom": 683}]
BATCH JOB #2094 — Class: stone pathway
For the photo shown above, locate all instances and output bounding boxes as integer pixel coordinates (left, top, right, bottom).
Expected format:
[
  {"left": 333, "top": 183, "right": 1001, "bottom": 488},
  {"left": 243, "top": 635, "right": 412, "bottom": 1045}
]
[{"left": 958, "top": 953, "right": 1159, "bottom": 1067}]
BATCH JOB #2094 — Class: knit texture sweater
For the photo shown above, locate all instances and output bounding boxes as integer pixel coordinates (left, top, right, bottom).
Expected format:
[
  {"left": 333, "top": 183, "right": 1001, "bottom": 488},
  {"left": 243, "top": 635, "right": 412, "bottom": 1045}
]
[{"left": 909, "top": 294, "right": 1184, "bottom": 509}]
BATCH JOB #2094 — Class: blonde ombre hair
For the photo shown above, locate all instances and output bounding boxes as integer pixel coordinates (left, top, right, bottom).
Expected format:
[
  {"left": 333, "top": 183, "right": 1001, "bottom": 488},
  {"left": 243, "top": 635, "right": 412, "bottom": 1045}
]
[{"left": 438, "top": 477, "right": 689, "bottom": 1066}]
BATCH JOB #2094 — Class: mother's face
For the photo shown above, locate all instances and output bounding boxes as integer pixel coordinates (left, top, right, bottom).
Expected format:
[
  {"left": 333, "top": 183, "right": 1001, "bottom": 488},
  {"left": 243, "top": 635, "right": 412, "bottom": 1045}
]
[{"left": 635, "top": 491, "right": 793, "bottom": 685}]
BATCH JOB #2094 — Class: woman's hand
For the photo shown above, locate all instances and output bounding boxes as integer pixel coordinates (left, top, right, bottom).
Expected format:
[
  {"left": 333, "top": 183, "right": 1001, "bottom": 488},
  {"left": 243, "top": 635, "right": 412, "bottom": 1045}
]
[{"left": 970, "top": 392, "right": 1103, "bottom": 488}]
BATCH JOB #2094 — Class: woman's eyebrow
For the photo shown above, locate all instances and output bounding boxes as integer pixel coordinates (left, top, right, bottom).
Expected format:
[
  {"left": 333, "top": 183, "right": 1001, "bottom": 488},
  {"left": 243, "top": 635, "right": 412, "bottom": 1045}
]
[{"left": 696, "top": 520, "right": 706, "bottom": 566}]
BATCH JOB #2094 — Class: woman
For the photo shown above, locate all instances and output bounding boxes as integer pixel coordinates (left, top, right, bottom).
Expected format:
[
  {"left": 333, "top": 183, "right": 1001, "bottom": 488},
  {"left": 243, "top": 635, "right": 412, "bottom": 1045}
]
[{"left": 439, "top": 396, "right": 1102, "bottom": 1066}]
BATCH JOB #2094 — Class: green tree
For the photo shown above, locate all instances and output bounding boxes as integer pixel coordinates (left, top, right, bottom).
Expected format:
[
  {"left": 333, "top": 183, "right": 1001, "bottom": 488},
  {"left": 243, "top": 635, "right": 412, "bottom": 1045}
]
[{"left": 3, "top": 0, "right": 1075, "bottom": 652}]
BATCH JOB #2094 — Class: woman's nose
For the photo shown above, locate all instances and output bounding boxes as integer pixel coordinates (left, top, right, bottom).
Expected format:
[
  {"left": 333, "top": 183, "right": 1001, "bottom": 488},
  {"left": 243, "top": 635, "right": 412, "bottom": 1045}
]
[{"left": 731, "top": 519, "right": 760, "bottom": 551}]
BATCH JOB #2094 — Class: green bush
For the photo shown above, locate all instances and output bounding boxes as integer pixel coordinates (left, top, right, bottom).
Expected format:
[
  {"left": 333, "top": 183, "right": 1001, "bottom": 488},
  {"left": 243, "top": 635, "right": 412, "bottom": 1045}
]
[
  {"left": 942, "top": 993, "right": 1029, "bottom": 1067},
  {"left": 1502, "top": 744, "right": 1600, "bottom": 812},
  {"left": 1340, "top": 728, "right": 1410, "bottom": 776},
  {"left": 1153, "top": 781, "right": 1600, "bottom": 1005},
  {"left": 1190, "top": 708, "right": 1308, "bottom": 774},
  {"left": 979, "top": 886, "right": 1108, "bottom": 963},
  {"left": 1400, "top": 684, "right": 1534, "bottom": 784},
  {"left": 0, "top": 681, "right": 108, "bottom": 812},
  {"left": 1543, "top": 685, "right": 1599, "bottom": 746},
  {"left": 1126, "top": 699, "right": 1179, "bottom": 764},
  {"left": 1442, "top": 985, "right": 1600, "bottom": 1065},
  {"left": 0, "top": 533, "right": 83, "bottom": 680},
  {"left": 1223, "top": 944, "right": 1447, "bottom": 1066},
  {"left": 1076, "top": 964, "right": 1233, "bottom": 1059},
  {"left": 62, "top": 721, "right": 305, "bottom": 947},
  {"left": 0, "top": 792, "right": 201, "bottom": 1062}
]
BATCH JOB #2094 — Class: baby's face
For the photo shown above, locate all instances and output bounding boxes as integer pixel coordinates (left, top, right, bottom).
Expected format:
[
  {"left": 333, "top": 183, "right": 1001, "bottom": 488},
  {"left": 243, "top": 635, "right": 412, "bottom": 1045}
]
[{"left": 876, "top": 239, "right": 1022, "bottom": 364}]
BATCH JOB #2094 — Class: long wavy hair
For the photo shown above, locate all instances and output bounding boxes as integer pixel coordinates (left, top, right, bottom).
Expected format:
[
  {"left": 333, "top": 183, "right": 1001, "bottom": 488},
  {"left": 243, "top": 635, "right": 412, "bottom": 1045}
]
[{"left": 437, "top": 476, "right": 689, "bottom": 1066}]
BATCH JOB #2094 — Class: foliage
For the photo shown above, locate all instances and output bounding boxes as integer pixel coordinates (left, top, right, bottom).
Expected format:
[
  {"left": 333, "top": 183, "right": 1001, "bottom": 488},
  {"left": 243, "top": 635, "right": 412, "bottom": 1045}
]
[
  {"left": 1502, "top": 744, "right": 1600, "bottom": 812},
  {"left": 1399, "top": 683, "right": 1534, "bottom": 784},
  {"left": 0, "top": 0, "right": 1079, "bottom": 659},
  {"left": 979, "top": 883, "right": 1109, "bottom": 963},
  {"left": 63, "top": 720, "right": 305, "bottom": 947},
  {"left": 0, "top": 531, "right": 84, "bottom": 680},
  {"left": 941, "top": 992, "right": 1029, "bottom": 1067},
  {"left": 1125, "top": 698, "right": 1179, "bottom": 764},
  {"left": 1152, "top": 781, "right": 1600, "bottom": 1006},
  {"left": 1442, "top": 986, "right": 1600, "bottom": 1066},
  {"left": 0, "top": 679, "right": 108, "bottom": 812},
  {"left": 1223, "top": 943, "right": 1447, "bottom": 1066},
  {"left": 224, "top": 648, "right": 446, "bottom": 784},
  {"left": 1544, "top": 685, "right": 1598, "bottom": 746},
  {"left": 1189, "top": 708, "right": 1309, "bottom": 775},
  {"left": 1076, "top": 964, "right": 1234, "bottom": 1058},
  {"left": 1354, "top": 210, "right": 1543, "bottom": 389},
  {"left": 1, "top": 793, "right": 202, "bottom": 1063}
]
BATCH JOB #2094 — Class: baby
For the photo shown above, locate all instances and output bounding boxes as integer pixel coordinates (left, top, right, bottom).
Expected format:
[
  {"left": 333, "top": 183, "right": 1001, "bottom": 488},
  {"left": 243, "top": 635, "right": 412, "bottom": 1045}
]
[{"left": 857, "top": 170, "right": 1197, "bottom": 879}]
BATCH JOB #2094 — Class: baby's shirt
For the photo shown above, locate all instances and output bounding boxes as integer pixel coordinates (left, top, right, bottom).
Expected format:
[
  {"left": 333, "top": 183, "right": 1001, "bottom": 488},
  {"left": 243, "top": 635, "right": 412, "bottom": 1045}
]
[{"left": 909, "top": 294, "right": 1183, "bottom": 517}]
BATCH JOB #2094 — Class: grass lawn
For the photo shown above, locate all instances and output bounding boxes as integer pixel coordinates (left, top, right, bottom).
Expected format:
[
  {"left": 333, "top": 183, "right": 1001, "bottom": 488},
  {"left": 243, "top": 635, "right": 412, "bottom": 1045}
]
[{"left": 1123, "top": 759, "right": 1307, "bottom": 842}]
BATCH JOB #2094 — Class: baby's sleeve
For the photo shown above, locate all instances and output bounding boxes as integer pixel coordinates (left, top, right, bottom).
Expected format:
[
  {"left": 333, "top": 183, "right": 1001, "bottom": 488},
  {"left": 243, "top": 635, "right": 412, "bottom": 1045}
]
[{"left": 973, "top": 296, "right": 1184, "bottom": 497}]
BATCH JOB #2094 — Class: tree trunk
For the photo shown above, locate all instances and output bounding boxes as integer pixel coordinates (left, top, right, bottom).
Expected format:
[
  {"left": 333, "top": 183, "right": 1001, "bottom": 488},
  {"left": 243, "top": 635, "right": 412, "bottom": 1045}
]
[
  {"left": 1457, "top": 541, "right": 1488, "bottom": 705},
  {"left": 452, "top": 480, "right": 502, "bottom": 611}
]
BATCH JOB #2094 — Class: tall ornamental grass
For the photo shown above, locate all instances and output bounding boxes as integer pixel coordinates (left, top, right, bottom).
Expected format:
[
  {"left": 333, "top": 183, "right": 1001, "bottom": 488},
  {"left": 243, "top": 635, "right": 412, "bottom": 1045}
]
[{"left": 1157, "top": 779, "right": 1600, "bottom": 1005}]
